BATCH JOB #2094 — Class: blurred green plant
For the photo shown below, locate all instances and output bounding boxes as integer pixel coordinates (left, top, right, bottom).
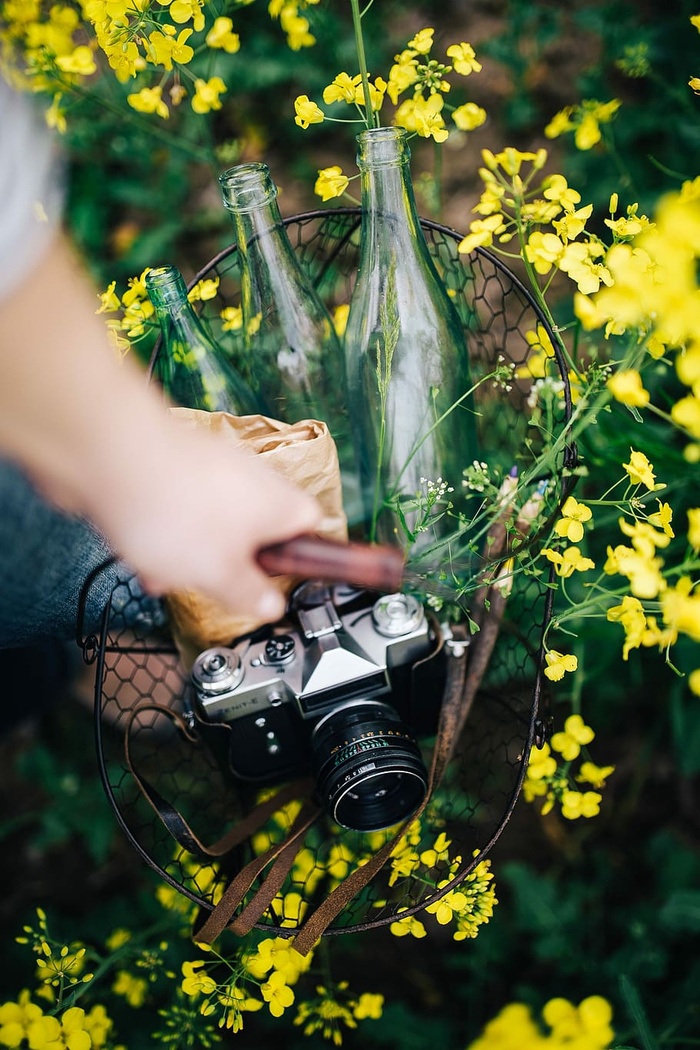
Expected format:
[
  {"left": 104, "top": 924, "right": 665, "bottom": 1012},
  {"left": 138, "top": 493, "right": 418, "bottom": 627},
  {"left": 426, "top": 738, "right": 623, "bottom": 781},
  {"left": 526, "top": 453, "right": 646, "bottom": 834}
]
[{"left": 1, "top": 1, "right": 700, "bottom": 1048}]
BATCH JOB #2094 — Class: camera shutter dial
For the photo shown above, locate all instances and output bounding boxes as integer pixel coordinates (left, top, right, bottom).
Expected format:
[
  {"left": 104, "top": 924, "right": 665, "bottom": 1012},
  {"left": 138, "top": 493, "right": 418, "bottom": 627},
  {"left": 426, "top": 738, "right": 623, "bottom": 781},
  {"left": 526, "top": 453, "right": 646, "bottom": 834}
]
[
  {"left": 372, "top": 593, "right": 424, "bottom": 637},
  {"left": 263, "top": 633, "right": 296, "bottom": 665},
  {"left": 191, "top": 647, "right": 243, "bottom": 694}
]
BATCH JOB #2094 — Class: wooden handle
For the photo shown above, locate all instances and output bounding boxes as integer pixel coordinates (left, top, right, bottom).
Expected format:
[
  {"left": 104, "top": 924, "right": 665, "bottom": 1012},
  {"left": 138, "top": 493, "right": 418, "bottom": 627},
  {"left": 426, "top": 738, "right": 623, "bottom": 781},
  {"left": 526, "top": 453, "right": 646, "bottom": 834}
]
[{"left": 257, "top": 534, "right": 405, "bottom": 593}]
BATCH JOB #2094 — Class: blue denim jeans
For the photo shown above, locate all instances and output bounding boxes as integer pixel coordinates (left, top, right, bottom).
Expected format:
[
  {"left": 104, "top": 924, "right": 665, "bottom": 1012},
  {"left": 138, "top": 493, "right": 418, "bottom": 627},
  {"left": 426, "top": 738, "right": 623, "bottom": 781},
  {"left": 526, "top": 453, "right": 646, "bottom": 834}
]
[
  {"left": 0, "top": 459, "right": 127, "bottom": 648},
  {"left": 0, "top": 459, "right": 164, "bottom": 725}
]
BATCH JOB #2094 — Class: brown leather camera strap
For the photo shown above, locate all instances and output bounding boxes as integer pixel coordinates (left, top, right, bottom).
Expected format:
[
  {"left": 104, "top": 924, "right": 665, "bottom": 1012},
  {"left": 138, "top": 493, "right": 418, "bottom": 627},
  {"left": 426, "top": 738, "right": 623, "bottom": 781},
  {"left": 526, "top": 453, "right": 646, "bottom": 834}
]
[
  {"left": 193, "top": 797, "right": 321, "bottom": 944},
  {"left": 123, "top": 702, "right": 316, "bottom": 859},
  {"left": 123, "top": 620, "right": 479, "bottom": 953},
  {"left": 183, "top": 619, "right": 453, "bottom": 948}
]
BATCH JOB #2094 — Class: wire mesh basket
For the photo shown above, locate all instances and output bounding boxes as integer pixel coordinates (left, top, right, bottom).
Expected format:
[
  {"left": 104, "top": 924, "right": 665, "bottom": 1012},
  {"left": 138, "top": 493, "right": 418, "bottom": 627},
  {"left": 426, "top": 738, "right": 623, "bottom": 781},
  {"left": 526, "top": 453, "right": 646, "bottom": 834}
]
[{"left": 84, "top": 209, "right": 577, "bottom": 939}]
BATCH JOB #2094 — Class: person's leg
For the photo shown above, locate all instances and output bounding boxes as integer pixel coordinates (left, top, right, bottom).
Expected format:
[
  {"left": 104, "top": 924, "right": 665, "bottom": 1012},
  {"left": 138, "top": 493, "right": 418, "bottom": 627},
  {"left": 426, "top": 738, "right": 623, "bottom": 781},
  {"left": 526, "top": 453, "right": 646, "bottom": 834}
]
[
  {"left": 0, "top": 459, "right": 164, "bottom": 725},
  {"left": 0, "top": 459, "right": 120, "bottom": 647}
]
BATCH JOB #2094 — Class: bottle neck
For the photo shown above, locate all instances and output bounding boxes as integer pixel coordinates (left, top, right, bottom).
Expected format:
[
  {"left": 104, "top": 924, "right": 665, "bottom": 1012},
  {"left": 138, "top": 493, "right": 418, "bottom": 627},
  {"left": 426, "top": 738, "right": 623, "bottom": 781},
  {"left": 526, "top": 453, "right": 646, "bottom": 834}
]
[
  {"left": 145, "top": 265, "right": 192, "bottom": 323},
  {"left": 356, "top": 127, "right": 421, "bottom": 240},
  {"left": 219, "top": 162, "right": 287, "bottom": 251}
]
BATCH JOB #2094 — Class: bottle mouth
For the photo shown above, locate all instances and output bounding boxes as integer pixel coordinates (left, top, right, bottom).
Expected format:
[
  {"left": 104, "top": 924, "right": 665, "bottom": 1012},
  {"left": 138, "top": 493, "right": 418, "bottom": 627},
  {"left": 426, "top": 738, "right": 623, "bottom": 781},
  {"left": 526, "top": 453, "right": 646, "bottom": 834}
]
[
  {"left": 356, "top": 126, "right": 410, "bottom": 168},
  {"left": 219, "top": 162, "right": 277, "bottom": 213},
  {"left": 145, "top": 265, "right": 188, "bottom": 307}
]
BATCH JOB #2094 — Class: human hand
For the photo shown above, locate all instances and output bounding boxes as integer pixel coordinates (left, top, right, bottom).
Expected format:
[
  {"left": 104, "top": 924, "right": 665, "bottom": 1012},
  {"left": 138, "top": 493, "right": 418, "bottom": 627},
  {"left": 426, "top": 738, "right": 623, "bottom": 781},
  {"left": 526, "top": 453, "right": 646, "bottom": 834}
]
[{"left": 88, "top": 421, "right": 322, "bottom": 624}]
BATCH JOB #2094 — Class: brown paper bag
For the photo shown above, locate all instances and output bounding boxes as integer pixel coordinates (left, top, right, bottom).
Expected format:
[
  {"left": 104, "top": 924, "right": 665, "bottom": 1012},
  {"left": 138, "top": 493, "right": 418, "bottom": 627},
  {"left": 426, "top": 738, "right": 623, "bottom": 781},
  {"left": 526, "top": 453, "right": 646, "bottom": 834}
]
[{"left": 165, "top": 409, "right": 348, "bottom": 661}]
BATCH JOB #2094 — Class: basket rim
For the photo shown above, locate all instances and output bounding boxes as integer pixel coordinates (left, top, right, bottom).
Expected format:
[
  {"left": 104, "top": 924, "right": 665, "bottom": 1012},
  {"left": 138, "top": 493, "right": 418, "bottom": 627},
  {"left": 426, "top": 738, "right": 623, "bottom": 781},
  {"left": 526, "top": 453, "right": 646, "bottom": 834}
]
[{"left": 145, "top": 206, "right": 577, "bottom": 445}]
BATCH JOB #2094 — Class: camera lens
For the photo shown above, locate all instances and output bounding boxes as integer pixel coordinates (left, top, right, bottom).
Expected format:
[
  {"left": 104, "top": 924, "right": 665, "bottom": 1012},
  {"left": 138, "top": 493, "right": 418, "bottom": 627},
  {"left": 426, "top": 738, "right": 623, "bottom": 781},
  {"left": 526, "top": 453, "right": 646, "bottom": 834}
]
[{"left": 310, "top": 701, "right": 428, "bottom": 833}]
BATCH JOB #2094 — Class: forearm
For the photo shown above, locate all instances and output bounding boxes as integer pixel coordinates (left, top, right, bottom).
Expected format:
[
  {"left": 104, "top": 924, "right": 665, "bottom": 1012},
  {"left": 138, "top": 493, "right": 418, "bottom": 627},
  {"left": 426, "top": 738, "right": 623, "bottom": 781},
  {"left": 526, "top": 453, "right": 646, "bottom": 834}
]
[
  {"left": 0, "top": 230, "right": 172, "bottom": 517},
  {"left": 0, "top": 231, "right": 321, "bottom": 618}
]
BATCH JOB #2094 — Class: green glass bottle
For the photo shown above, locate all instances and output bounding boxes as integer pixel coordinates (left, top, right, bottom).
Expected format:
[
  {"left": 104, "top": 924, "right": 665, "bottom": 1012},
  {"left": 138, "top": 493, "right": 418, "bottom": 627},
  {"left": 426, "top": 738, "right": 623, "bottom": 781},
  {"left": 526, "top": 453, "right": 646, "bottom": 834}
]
[
  {"left": 218, "top": 163, "right": 358, "bottom": 518},
  {"left": 343, "top": 127, "right": 479, "bottom": 553},
  {"left": 145, "top": 264, "right": 260, "bottom": 414}
]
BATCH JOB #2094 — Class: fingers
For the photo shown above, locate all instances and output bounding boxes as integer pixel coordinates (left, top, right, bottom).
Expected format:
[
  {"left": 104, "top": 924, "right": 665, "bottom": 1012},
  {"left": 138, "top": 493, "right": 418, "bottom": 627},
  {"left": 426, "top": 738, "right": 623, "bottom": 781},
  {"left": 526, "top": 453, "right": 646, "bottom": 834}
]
[{"left": 86, "top": 416, "right": 326, "bottom": 624}]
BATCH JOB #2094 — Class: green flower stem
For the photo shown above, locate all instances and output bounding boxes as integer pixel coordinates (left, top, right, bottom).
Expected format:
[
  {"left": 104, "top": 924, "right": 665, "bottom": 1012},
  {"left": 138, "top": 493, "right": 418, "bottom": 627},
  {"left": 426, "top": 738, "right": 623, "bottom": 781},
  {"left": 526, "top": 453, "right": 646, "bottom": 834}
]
[
  {"left": 384, "top": 380, "right": 482, "bottom": 502},
  {"left": 349, "top": 0, "right": 377, "bottom": 129},
  {"left": 433, "top": 140, "right": 443, "bottom": 220},
  {"left": 52, "top": 918, "right": 174, "bottom": 1013},
  {"left": 515, "top": 215, "right": 578, "bottom": 377}
]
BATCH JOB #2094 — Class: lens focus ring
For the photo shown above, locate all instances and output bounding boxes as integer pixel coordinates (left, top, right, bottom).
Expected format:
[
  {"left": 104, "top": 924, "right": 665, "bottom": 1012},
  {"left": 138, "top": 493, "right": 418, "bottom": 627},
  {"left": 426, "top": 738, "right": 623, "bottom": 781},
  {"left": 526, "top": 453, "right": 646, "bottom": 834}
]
[{"left": 310, "top": 701, "right": 428, "bottom": 832}]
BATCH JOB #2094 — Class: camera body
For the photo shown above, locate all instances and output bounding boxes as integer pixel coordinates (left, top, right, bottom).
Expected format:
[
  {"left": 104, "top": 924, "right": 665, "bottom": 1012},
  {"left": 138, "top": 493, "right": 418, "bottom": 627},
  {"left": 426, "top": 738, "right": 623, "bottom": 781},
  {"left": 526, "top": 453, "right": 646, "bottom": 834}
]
[{"left": 189, "top": 583, "right": 442, "bottom": 831}]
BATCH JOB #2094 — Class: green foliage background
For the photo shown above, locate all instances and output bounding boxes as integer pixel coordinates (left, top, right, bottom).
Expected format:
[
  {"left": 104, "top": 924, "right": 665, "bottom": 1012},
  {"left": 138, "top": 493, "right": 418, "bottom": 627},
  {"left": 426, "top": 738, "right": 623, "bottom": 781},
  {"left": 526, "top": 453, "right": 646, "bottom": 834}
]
[{"left": 2, "top": 1, "right": 700, "bottom": 1047}]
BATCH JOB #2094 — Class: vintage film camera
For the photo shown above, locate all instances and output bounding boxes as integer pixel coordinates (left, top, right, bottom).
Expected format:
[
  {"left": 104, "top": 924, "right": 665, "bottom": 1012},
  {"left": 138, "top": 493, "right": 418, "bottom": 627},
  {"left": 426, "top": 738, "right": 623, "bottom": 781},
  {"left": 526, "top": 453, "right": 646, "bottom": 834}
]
[{"left": 189, "top": 582, "right": 444, "bottom": 832}]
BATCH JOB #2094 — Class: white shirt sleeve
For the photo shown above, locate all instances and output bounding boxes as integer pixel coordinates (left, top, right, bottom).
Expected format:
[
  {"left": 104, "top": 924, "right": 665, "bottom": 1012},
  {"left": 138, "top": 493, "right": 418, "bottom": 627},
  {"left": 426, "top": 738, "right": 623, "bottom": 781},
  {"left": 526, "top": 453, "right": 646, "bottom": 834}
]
[{"left": 0, "top": 78, "right": 65, "bottom": 302}]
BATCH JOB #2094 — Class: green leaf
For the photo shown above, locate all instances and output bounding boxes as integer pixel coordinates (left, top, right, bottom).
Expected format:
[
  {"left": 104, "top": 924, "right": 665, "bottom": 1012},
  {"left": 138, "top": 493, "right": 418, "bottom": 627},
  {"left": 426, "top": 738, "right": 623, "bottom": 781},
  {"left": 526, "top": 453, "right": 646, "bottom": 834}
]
[
  {"left": 619, "top": 974, "right": 660, "bottom": 1050},
  {"left": 658, "top": 891, "right": 700, "bottom": 933}
]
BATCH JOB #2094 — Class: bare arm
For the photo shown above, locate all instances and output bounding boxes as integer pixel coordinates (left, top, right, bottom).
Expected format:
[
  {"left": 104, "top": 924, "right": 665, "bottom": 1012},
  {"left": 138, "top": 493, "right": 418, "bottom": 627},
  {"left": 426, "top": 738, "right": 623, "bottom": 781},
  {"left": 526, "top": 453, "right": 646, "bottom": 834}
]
[{"left": 0, "top": 231, "right": 320, "bottom": 622}]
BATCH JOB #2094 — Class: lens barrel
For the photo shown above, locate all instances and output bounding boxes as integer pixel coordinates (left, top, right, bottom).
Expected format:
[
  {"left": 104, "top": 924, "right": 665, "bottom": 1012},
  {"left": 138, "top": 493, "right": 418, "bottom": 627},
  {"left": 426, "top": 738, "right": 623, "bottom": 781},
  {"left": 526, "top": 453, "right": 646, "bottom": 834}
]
[{"left": 310, "top": 700, "right": 428, "bottom": 832}]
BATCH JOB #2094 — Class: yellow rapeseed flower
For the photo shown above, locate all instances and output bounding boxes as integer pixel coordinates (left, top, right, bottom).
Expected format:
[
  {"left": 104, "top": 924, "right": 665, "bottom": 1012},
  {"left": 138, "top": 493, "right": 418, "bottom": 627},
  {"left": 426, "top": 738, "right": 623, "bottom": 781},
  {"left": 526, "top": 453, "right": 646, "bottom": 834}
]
[
  {"left": 146, "top": 28, "right": 194, "bottom": 70},
  {"left": 647, "top": 500, "right": 674, "bottom": 538},
  {"left": 544, "top": 995, "right": 614, "bottom": 1047},
  {"left": 687, "top": 508, "right": 700, "bottom": 550},
  {"left": 607, "top": 595, "right": 646, "bottom": 659},
  {"left": 353, "top": 993, "right": 384, "bottom": 1020},
  {"left": 553, "top": 495, "right": 593, "bottom": 543},
  {"left": 182, "top": 960, "right": 218, "bottom": 998},
  {"left": 618, "top": 517, "right": 671, "bottom": 558},
  {"left": 55, "top": 44, "right": 97, "bottom": 77},
  {"left": 407, "top": 27, "right": 434, "bottom": 54},
  {"left": 395, "top": 93, "right": 448, "bottom": 142},
  {"left": 206, "top": 16, "right": 241, "bottom": 52},
  {"left": 221, "top": 306, "right": 243, "bottom": 331},
  {"left": 113, "top": 969, "right": 149, "bottom": 1007},
  {"left": 527, "top": 741, "right": 557, "bottom": 780},
  {"left": 466, "top": 1002, "right": 547, "bottom": 1050},
  {"left": 0, "top": 990, "right": 45, "bottom": 1047},
  {"left": 170, "top": 0, "right": 204, "bottom": 30},
  {"left": 540, "top": 545, "right": 595, "bottom": 578},
  {"left": 561, "top": 789, "right": 602, "bottom": 819},
  {"left": 577, "top": 761, "right": 616, "bottom": 788},
  {"left": 607, "top": 368, "right": 650, "bottom": 407},
  {"left": 294, "top": 94, "right": 324, "bottom": 128},
  {"left": 191, "top": 76, "right": 227, "bottom": 114},
  {"left": 543, "top": 650, "right": 578, "bottom": 682},
  {"left": 261, "top": 971, "right": 294, "bottom": 1018},
  {"left": 551, "top": 714, "right": 595, "bottom": 760},
  {"left": 452, "top": 102, "right": 486, "bottom": 131},
  {"left": 314, "top": 166, "right": 349, "bottom": 201},
  {"left": 323, "top": 72, "right": 358, "bottom": 104},
  {"left": 389, "top": 911, "right": 427, "bottom": 938},
  {"left": 457, "top": 214, "right": 507, "bottom": 254},
  {"left": 543, "top": 173, "right": 581, "bottom": 210},
  {"left": 671, "top": 393, "right": 700, "bottom": 439},
  {"left": 623, "top": 448, "right": 659, "bottom": 490},
  {"left": 127, "top": 86, "right": 169, "bottom": 119},
  {"left": 661, "top": 576, "right": 700, "bottom": 643},
  {"left": 425, "top": 882, "right": 469, "bottom": 925},
  {"left": 446, "top": 41, "right": 482, "bottom": 75},
  {"left": 332, "top": 303, "right": 349, "bottom": 337},
  {"left": 524, "top": 231, "right": 565, "bottom": 274}
]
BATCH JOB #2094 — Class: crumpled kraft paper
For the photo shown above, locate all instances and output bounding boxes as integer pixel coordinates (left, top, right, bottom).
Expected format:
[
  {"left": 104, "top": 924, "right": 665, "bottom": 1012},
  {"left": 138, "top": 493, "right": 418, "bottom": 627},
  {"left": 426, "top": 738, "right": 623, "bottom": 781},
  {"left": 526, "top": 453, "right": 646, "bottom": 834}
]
[{"left": 165, "top": 409, "right": 348, "bottom": 662}]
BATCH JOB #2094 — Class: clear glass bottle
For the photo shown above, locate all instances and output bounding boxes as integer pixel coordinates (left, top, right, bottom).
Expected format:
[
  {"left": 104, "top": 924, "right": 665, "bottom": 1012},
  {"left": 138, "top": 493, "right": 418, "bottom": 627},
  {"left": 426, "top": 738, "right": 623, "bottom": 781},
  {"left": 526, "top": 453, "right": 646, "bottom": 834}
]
[
  {"left": 218, "top": 163, "right": 357, "bottom": 515},
  {"left": 146, "top": 264, "right": 260, "bottom": 415},
  {"left": 344, "top": 126, "right": 478, "bottom": 552}
]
